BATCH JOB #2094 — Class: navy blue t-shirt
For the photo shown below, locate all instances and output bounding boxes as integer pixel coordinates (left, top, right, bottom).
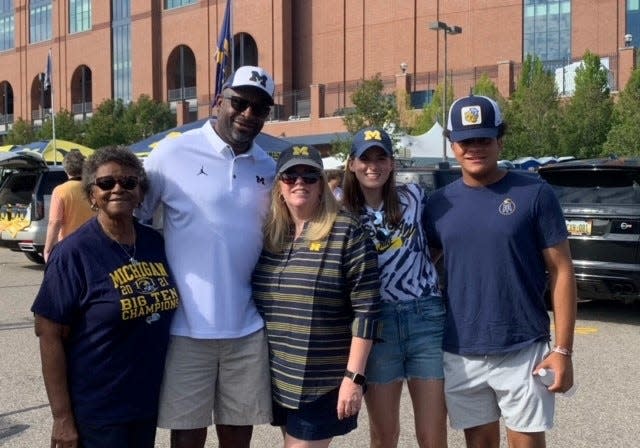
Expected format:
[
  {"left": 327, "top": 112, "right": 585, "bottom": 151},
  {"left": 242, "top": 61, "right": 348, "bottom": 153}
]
[
  {"left": 31, "top": 217, "right": 179, "bottom": 425},
  {"left": 424, "top": 171, "right": 568, "bottom": 355}
]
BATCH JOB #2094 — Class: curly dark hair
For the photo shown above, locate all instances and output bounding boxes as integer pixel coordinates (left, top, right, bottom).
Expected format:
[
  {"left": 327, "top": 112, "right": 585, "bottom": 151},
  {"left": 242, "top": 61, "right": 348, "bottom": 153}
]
[{"left": 82, "top": 145, "right": 149, "bottom": 198}]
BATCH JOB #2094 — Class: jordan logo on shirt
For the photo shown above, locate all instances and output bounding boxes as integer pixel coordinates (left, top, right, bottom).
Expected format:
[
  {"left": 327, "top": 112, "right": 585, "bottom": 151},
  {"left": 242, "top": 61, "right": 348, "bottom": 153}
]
[{"left": 197, "top": 166, "right": 208, "bottom": 176}]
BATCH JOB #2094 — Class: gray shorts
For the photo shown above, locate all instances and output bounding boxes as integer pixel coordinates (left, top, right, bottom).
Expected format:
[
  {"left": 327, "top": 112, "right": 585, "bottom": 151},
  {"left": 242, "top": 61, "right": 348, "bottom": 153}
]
[
  {"left": 443, "top": 342, "right": 554, "bottom": 432},
  {"left": 157, "top": 329, "right": 272, "bottom": 429}
]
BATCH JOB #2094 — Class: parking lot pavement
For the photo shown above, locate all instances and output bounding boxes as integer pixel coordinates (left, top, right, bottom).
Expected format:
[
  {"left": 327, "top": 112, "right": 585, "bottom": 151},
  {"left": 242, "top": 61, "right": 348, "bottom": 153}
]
[{"left": 1, "top": 249, "right": 639, "bottom": 447}]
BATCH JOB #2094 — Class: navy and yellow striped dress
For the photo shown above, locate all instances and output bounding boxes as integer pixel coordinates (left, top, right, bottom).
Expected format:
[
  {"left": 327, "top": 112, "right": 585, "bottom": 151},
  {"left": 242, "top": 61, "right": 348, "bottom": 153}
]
[{"left": 253, "top": 211, "right": 381, "bottom": 409}]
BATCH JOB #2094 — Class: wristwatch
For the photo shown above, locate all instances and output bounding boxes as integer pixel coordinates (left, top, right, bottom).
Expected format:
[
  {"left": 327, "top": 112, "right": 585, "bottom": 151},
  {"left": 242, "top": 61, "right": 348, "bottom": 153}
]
[{"left": 344, "top": 369, "right": 366, "bottom": 385}]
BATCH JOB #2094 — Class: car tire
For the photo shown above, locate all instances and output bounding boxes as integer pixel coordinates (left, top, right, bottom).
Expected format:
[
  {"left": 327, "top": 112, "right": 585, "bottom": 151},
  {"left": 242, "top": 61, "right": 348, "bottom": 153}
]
[{"left": 24, "top": 252, "right": 45, "bottom": 264}]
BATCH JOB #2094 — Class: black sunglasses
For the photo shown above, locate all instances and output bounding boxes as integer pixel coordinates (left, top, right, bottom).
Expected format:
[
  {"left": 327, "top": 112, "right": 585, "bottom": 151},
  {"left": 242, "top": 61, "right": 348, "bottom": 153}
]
[
  {"left": 223, "top": 94, "right": 271, "bottom": 119},
  {"left": 94, "top": 175, "right": 139, "bottom": 191},
  {"left": 279, "top": 171, "right": 322, "bottom": 185}
]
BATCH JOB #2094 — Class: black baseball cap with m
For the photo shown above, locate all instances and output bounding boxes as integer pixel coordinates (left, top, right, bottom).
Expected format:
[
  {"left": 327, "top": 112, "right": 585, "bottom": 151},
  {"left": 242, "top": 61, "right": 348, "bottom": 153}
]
[{"left": 446, "top": 95, "right": 503, "bottom": 142}]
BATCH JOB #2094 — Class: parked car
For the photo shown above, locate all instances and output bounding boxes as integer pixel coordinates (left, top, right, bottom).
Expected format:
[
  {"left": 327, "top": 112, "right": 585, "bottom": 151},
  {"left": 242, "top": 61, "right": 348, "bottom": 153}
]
[
  {"left": 395, "top": 163, "right": 462, "bottom": 193},
  {"left": 538, "top": 158, "right": 640, "bottom": 304},
  {"left": 0, "top": 152, "right": 67, "bottom": 264}
]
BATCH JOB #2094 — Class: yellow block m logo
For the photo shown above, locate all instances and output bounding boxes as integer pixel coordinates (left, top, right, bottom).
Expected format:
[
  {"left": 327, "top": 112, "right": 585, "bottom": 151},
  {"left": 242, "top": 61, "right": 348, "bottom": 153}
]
[
  {"left": 364, "top": 130, "right": 382, "bottom": 141},
  {"left": 293, "top": 146, "right": 309, "bottom": 156}
]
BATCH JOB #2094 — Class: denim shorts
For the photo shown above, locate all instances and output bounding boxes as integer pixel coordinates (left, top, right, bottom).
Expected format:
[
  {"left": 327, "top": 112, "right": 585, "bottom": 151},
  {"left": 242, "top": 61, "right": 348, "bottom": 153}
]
[
  {"left": 271, "top": 388, "right": 358, "bottom": 441},
  {"left": 365, "top": 295, "right": 445, "bottom": 383}
]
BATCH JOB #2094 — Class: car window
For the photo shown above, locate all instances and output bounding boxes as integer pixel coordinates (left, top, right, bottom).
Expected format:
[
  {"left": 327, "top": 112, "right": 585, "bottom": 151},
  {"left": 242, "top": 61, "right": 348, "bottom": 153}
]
[
  {"left": 542, "top": 170, "right": 640, "bottom": 205},
  {"left": 37, "top": 170, "right": 68, "bottom": 196}
]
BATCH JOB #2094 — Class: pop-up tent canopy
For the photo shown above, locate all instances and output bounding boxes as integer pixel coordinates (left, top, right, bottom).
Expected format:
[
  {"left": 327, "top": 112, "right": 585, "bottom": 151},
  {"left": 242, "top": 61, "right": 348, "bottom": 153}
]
[
  {"left": 11, "top": 139, "right": 94, "bottom": 163},
  {"left": 130, "top": 118, "right": 291, "bottom": 158},
  {"left": 398, "top": 122, "right": 454, "bottom": 159}
]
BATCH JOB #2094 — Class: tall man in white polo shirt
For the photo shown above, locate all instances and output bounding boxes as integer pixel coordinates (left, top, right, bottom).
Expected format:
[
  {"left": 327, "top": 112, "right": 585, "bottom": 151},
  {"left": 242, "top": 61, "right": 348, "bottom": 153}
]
[{"left": 139, "top": 66, "right": 276, "bottom": 448}]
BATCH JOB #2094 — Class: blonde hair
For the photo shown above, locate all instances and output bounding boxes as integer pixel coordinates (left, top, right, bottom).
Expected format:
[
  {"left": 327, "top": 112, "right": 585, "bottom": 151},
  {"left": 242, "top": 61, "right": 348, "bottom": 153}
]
[{"left": 263, "top": 171, "right": 340, "bottom": 252}]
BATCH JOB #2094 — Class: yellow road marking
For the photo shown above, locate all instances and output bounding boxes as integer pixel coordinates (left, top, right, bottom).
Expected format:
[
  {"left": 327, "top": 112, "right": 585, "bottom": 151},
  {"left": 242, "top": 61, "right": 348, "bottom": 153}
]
[{"left": 550, "top": 325, "right": 599, "bottom": 335}]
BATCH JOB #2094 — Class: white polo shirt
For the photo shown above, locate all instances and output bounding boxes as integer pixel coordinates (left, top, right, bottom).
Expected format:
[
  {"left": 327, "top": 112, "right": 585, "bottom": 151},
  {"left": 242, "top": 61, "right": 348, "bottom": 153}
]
[{"left": 139, "top": 120, "right": 276, "bottom": 339}]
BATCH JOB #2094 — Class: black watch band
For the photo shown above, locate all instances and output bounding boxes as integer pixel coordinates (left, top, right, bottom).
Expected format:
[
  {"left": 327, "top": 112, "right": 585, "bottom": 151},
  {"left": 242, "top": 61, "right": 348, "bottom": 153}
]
[{"left": 344, "top": 368, "right": 366, "bottom": 385}]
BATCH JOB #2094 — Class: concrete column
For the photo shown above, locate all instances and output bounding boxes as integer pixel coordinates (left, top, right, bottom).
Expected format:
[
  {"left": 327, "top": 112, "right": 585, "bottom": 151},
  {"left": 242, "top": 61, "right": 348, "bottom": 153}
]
[
  {"left": 618, "top": 47, "right": 636, "bottom": 91},
  {"left": 497, "top": 60, "right": 514, "bottom": 98},
  {"left": 310, "top": 84, "right": 325, "bottom": 118},
  {"left": 175, "top": 100, "right": 190, "bottom": 126}
]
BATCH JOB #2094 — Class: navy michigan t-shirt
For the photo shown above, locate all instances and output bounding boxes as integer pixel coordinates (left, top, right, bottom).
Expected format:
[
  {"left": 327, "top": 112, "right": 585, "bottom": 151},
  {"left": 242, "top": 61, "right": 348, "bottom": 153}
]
[{"left": 32, "top": 217, "right": 179, "bottom": 425}]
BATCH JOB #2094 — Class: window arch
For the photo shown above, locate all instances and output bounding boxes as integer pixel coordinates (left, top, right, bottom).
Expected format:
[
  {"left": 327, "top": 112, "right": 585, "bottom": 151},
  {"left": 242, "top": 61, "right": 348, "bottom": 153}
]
[
  {"left": 233, "top": 32, "right": 258, "bottom": 69},
  {"left": 71, "top": 65, "right": 92, "bottom": 120},
  {"left": 0, "top": 81, "right": 14, "bottom": 127}
]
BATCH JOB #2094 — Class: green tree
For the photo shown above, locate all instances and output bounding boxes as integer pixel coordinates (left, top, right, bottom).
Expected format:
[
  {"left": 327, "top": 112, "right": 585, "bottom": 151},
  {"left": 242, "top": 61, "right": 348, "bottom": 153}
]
[
  {"left": 502, "top": 54, "right": 560, "bottom": 159},
  {"left": 342, "top": 74, "right": 398, "bottom": 133},
  {"left": 558, "top": 50, "right": 613, "bottom": 158},
  {"left": 38, "top": 109, "right": 85, "bottom": 142},
  {"left": 472, "top": 73, "right": 502, "bottom": 100},
  {"left": 5, "top": 118, "right": 37, "bottom": 145},
  {"left": 411, "top": 83, "right": 453, "bottom": 135},
  {"left": 604, "top": 67, "right": 640, "bottom": 156},
  {"left": 123, "top": 94, "right": 176, "bottom": 142},
  {"left": 332, "top": 74, "right": 400, "bottom": 158},
  {"left": 82, "top": 99, "right": 130, "bottom": 149}
]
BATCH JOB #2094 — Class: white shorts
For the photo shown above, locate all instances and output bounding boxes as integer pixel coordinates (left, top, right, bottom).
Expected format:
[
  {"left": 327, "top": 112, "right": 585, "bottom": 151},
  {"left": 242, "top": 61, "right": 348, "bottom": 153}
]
[
  {"left": 157, "top": 329, "right": 272, "bottom": 429},
  {"left": 443, "top": 342, "right": 554, "bottom": 432}
]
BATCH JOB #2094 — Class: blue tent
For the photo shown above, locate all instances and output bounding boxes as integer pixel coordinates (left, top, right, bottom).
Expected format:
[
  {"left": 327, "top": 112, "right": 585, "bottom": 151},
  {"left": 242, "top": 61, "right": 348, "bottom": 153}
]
[{"left": 129, "top": 118, "right": 290, "bottom": 158}]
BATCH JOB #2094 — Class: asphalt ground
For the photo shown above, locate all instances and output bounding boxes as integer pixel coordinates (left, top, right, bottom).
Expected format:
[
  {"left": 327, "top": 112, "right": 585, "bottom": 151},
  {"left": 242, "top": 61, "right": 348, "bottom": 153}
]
[{"left": 1, "top": 249, "right": 639, "bottom": 447}]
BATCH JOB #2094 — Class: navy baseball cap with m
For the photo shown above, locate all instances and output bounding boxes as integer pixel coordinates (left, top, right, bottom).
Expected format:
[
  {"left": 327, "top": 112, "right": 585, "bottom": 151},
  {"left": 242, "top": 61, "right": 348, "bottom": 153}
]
[
  {"left": 350, "top": 127, "right": 394, "bottom": 158},
  {"left": 446, "top": 95, "right": 503, "bottom": 142}
]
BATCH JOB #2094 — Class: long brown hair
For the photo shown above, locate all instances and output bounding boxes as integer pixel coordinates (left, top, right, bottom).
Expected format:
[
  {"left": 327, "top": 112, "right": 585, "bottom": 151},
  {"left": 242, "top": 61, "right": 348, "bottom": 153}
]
[{"left": 342, "top": 156, "right": 402, "bottom": 227}]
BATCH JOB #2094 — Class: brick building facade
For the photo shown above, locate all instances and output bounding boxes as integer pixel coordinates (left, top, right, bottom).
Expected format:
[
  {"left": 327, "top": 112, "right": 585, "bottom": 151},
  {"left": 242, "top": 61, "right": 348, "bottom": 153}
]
[{"left": 0, "top": 0, "right": 635, "bottom": 142}]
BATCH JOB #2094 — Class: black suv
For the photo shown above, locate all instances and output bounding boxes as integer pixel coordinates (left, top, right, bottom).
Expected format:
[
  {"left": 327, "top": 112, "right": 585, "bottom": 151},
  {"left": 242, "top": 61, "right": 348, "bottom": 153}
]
[
  {"left": 538, "top": 158, "right": 640, "bottom": 304},
  {"left": 0, "top": 152, "right": 67, "bottom": 264}
]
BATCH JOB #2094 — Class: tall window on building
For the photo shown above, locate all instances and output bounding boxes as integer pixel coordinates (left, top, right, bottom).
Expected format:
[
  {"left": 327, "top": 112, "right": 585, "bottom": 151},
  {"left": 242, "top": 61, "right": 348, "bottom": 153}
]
[
  {"left": 164, "top": 0, "right": 196, "bottom": 9},
  {"left": 30, "top": 0, "right": 52, "bottom": 43},
  {"left": 524, "top": 0, "right": 571, "bottom": 63},
  {"left": 0, "top": 1, "right": 14, "bottom": 51},
  {"left": 628, "top": 1, "right": 640, "bottom": 48},
  {"left": 112, "top": 0, "right": 131, "bottom": 102},
  {"left": 69, "top": 0, "right": 91, "bottom": 33},
  {"left": 233, "top": 33, "right": 258, "bottom": 70}
]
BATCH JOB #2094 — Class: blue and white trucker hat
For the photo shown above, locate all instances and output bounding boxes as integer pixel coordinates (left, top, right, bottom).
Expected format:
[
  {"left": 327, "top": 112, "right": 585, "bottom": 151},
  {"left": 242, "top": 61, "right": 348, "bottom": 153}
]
[{"left": 446, "top": 95, "right": 503, "bottom": 142}]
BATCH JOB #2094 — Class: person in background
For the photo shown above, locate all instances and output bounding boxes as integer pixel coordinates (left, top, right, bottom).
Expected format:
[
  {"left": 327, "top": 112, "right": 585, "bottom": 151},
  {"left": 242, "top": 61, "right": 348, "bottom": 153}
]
[
  {"left": 137, "top": 65, "right": 275, "bottom": 448},
  {"left": 32, "top": 146, "right": 179, "bottom": 448},
  {"left": 43, "top": 150, "right": 95, "bottom": 262},
  {"left": 253, "top": 144, "right": 381, "bottom": 448},
  {"left": 342, "top": 127, "right": 447, "bottom": 448},
  {"left": 424, "top": 95, "right": 576, "bottom": 448},
  {"left": 327, "top": 169, "right": 344, "bottom": 201}
]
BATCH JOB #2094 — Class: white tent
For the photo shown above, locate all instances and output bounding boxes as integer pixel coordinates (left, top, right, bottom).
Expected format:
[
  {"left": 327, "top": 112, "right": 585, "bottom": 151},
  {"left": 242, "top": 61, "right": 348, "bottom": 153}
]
[
  {"left": 322, "top": 156, "right": 345, "bottom": 170},
  {"left": 397, "top": 122, "right": 454, "bottom": 159}
]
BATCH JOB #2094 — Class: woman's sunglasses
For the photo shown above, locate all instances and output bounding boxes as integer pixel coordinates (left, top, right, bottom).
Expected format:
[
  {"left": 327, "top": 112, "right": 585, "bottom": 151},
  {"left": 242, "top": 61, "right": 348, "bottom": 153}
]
[
  {"left": 223, "top": 94, "right": 271, "bottom": 119},
  {"left": 94, "top": 175, "right": 139, "bottom": 191},
  {"left": 279, "top": 171, "right": 322, "bottom": 185}
]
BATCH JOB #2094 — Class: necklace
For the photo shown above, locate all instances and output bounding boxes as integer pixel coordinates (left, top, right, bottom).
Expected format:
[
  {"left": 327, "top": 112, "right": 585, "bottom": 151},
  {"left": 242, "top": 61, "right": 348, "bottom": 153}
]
[
  {"left": 115, "top": 240, "right": 138, "bottom": 265},
  {"left": 100, "top": 222, "right": 138, "bottom": 264}
]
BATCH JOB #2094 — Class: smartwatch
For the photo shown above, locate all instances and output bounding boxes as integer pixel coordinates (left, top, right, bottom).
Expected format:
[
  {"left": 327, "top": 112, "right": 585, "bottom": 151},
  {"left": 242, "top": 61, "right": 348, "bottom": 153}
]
[{"left": 344, "top": 369, "right": 366, "bottom": 385}]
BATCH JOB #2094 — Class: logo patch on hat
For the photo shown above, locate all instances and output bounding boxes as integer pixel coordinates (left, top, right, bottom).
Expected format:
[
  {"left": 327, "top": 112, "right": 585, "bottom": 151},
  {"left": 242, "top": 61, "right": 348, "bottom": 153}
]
[
  {"left": 293, "top": 146, "right": 309, "bottom": 156},
  {"left": 364, "top": 130, "right": 383, "bottom": 141},
  {"left": 461, "top": 106, "right": 482, "bottom": 126},
  {"left": 249, "top": 71, "right": 268, "bottom": 87}
]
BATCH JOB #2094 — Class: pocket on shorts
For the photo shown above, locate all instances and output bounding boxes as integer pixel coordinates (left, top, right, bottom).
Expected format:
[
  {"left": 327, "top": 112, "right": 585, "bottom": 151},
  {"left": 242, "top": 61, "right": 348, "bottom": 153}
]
[{"left": 417, "top": 296, "right": 445, "bottom": 324}]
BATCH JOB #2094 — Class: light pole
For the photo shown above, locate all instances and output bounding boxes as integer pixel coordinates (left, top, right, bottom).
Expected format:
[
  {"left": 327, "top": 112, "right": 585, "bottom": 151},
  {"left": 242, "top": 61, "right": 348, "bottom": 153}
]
[{"left": 429, "top": 21, "right": 462, "bottom": 163}]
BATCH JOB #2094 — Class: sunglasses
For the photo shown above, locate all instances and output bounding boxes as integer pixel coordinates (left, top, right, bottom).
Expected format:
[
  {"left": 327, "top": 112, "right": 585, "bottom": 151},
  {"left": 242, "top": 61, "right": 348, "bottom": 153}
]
[
  {"left": 279, "top": 171, "right": 322, "bottom": 185},
  {"left": 94, "top": 175, "right": 139, "bottom": 191},
  {"left": 223, "top": 94, "right": 271, "bottom": 119}
]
